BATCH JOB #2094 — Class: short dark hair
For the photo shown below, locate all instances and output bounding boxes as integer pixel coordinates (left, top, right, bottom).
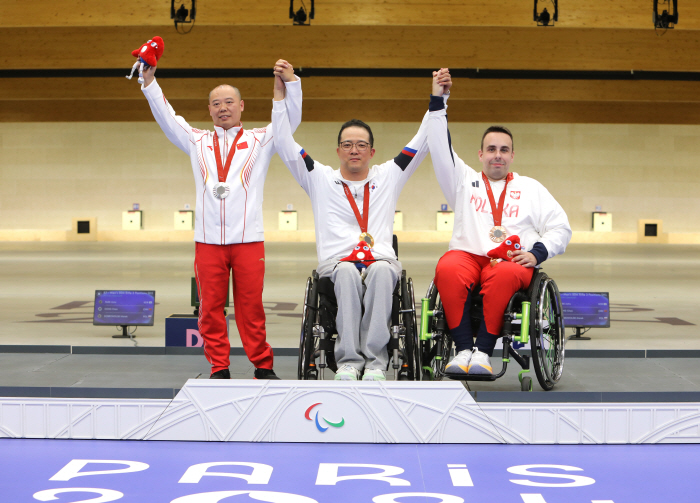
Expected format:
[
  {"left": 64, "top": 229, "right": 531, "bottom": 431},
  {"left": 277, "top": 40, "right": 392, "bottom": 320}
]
[
  {"left": 481, "top": 126, "right": 514, "bottom": 151},
  {"left": 338, "top": 119, "right": 374, "bottom": 147}
]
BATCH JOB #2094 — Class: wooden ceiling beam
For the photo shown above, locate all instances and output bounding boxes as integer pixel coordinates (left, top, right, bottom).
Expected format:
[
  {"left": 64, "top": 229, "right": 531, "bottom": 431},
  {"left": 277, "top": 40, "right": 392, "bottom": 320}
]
[{"left": 2, "top": 26, "right": 700, "bottom": 72}]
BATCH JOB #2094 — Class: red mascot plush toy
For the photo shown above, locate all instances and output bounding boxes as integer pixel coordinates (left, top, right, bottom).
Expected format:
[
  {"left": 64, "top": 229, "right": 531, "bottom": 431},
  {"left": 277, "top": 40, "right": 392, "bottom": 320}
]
[
  {"left": 341, "top": 242, "right": 377, "bottom": 272},
  {"left": 487, "top": 235, "right": 522, "bottom": 267},
  {"left": 126, "top": 37, "right": 165, "bottom": 84}
]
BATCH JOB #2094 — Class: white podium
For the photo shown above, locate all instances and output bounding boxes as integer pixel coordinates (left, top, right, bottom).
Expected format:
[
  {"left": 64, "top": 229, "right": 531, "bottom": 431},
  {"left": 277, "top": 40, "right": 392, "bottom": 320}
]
[{"left": 145, "top": 380, "right": 502, "bottom": 443}]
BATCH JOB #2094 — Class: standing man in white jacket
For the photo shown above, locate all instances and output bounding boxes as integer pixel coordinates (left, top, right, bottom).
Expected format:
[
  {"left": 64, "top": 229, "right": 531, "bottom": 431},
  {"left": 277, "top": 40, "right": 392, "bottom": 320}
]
[
  {"left": 140, "top": 60, "right": 302, "bottom": 379},
  {"left": 427, "top": 69, "right": 572, "bottom": 377},
  {"left": 271, "top": 69, "right": 446, "bottom": 381}
]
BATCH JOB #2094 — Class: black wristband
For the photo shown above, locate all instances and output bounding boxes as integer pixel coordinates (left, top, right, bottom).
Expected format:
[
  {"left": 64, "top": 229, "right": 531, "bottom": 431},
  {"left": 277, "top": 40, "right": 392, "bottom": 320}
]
[
  {"left": 429, "top": 95, "right": 445, "bottom": 112},
  {"left": 530, "top": 242, "right": 549, "bottom": 265}
]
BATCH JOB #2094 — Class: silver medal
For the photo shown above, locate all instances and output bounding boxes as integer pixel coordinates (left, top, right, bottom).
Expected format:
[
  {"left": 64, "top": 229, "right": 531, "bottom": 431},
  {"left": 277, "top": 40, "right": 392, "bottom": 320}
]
[{"left": 213, "top": 182, "right": 230, "bottom": 199}]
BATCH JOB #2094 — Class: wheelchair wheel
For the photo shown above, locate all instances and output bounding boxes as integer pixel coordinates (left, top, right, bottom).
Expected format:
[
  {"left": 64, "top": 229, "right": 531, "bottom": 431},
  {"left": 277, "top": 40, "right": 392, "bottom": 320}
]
[
  {"left": 529, "top": 272, "right": 566, "bottom": 390},
  {"left": 421, "top": 283, "right": 452, "bottom": 381},
  {"left": 399, "top": 276, "right": 421, "bottom": 380},
  {"left": 298, "top": 276, "right": 319, "bottom": 380}
]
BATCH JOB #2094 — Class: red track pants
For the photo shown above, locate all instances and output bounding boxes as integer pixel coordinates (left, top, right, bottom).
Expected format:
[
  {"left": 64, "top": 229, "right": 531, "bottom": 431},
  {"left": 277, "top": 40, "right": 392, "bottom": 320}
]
[
  {"left": 194, "top": 241, "right": 273, "bottom": 374},
  {"left": 434, "top": 250, "right": 534, "bottom": 355}
]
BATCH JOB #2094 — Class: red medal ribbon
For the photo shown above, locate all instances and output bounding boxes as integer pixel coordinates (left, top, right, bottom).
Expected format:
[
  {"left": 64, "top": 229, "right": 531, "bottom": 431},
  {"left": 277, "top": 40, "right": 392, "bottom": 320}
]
[
  {"left": 482, "top": 172, "right": 514, "bottom": 226},
  {"left": 341, "top": 182, "right": 370, "bottom": 233},
  {"left": 212, "top": 128, "right": 244, "bottom": 183}
]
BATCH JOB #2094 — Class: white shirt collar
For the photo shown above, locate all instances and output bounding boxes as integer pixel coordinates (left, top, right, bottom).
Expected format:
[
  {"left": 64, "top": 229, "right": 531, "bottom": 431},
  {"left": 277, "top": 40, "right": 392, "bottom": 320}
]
[
  {"left": 213, "top": 124, "right": 243, "bottom": 139},
  {"left": 335, "top": 166, "right": 377, "bottom": 184}
]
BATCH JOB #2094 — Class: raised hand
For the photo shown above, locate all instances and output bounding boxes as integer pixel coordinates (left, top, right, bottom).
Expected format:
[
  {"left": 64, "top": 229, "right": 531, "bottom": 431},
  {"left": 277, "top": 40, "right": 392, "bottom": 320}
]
[
  {"left": 273, "top": 59, "right": 297, "bottom": 82},
  {"left": 142, "top": 64, "right": 157, "bottom": 87},
  {"left": 432, "top": 67, "right": 452, "bottom": 96}
]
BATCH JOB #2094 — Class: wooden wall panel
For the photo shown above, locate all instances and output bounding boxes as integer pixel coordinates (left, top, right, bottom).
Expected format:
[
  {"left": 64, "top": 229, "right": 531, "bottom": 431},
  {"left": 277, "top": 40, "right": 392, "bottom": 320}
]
[
  {"left": 3, "top": 98, "right": 700, "bottom": 125},
  {"left": 3, "top": 2, "right": 698, "bottom": 125},
  {"left": 2, "top": 76, "right": 699, "bottom": 123},
  {"left": 2, "top": 77, "right": 697, "bottom": 103},
  {"left": 5, "top": 0, "right": 700, "bottom": 29},
  {"left": 3, "top": 26, "right": 700, "bottom": 72}
]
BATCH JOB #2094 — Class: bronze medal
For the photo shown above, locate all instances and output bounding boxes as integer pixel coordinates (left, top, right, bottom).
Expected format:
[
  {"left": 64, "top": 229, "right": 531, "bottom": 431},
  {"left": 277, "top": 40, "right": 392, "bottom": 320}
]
[
  {"left": 342, "top": 182, "right": 375, "bottom": 250},
  {"left": 359, "top": 232, "right": 374, "bottom": 248},
  {"left": 489, "top": 225, "right": 507, "bottom": 243},
  {"left": 482, "top": 172, "right": 514, "bottom": 244}
]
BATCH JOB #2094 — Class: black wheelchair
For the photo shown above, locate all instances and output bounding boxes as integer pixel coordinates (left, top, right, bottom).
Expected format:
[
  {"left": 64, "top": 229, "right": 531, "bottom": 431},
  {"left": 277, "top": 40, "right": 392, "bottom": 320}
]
[
  {"left": 298, "top": 239, "right": 421, "bottom": 381},
  {"left": 419, "top": 270, "right": 565, "bottom": 391}
]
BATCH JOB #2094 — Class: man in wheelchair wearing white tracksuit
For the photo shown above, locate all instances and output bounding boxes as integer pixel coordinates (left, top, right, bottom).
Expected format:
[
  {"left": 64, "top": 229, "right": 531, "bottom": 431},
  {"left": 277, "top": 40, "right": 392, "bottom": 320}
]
[{"left": 272, "top": 69, "right": 447, "bottom": 381}]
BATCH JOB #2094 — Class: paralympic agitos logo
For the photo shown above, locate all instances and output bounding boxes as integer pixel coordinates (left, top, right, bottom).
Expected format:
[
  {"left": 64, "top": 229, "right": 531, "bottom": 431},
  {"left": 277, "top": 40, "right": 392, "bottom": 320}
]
[{"left": 305, "top": 403, "right": 345, "bottom": 432}]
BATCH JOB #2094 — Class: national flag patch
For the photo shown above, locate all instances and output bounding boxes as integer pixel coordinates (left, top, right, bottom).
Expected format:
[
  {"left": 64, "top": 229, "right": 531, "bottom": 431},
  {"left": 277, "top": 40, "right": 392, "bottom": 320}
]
[
  {"left": 237, "top": 141, "right": 248, "bottom": 150},
  {"left": 394, "top": 146, "right": 418, "bottom": 171},
  {"left": 300, "top": 149, "right": 314, "bottom": 172}
]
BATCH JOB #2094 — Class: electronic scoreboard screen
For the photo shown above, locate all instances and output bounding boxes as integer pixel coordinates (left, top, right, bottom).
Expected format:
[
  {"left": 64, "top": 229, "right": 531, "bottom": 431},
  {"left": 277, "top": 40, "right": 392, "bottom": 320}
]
[
  {"left": 93, "top": 290, "right": 156, "bottom": 326},
  {"left": 560, "top": 292, "right": 610, "bottom": 328}
]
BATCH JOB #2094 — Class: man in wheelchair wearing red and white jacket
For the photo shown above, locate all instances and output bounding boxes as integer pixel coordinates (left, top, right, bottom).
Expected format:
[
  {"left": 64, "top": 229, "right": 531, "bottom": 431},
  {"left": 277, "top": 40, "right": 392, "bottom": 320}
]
[{"left": 427, "top": 69, "right": 572, "bottom": 377}]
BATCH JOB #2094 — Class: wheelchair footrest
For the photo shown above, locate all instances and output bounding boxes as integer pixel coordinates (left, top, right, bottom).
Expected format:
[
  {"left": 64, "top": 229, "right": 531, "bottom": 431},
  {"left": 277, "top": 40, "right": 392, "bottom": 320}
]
[{"left": 446, "top": 374, "right": 499, "bottom": 382}]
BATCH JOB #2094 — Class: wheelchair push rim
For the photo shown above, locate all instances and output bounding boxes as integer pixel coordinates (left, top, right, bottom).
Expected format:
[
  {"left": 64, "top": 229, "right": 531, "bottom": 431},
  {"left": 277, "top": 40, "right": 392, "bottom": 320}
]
[
  {"left": 420, "top": 281, "right": 452, "bottom": 381},
  {"left": 298, "top": 276, "right": 318, "bottom": 380},
  {"left": 529, "top": 273, "right": 566, "bottom": 390},
  {"left": 401, "top": 277, "right": 421, "bottom": 381}
]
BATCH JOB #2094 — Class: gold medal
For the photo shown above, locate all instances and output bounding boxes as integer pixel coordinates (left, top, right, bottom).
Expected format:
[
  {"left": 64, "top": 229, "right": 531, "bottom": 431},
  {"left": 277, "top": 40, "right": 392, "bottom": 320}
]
[
  {"left": 359, "top": 232, "right": 374, "bottom": 248},
  {"left": 489, "top": 226, "right": 507, "bottom": 243}
]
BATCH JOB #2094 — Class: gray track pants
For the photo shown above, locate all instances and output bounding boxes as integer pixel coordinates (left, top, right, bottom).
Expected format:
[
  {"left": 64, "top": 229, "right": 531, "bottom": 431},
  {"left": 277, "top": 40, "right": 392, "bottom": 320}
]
[{"left": 316, "top": 258, "right": 402, "bottom": 371}]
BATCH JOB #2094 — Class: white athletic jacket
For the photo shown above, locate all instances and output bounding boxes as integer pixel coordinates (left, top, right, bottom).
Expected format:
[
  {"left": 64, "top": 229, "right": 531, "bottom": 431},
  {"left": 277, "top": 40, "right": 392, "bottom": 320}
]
[
  {"left": 272, "top": 96, "right": 446, "bottom": 264},
  {"left": 427, "top": 97, "right": 571, "bottom": 263},
  {"left": 142, "top": 78, "right": 302, "bottom": 245}
]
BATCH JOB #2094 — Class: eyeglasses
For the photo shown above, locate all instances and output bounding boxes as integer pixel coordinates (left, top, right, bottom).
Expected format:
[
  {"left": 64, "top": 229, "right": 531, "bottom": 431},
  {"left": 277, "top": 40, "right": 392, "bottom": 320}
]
[{"left": 339, "top": 141, "right": 372, "bottom": 152}]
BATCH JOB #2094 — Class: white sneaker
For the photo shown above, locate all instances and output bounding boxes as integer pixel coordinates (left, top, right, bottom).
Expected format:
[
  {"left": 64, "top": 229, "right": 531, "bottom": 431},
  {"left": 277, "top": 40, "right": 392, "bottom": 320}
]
[
  {"left": 362, "top": 369, "right": 386, "bottom": 381},
  {"left": 335, "top": 364, "right": 361, "bottom": 381},
  {"left": 445, "top": 349, "right": 472, "bottom": 376},
  {"left": 468, "top": 349, "right": 493, "bottom": 375}
]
